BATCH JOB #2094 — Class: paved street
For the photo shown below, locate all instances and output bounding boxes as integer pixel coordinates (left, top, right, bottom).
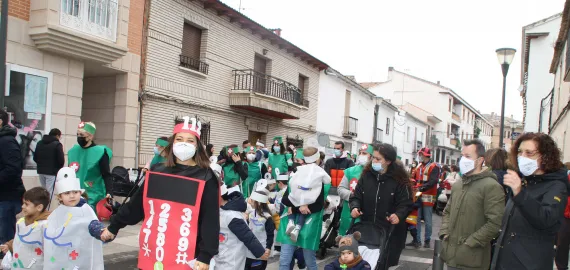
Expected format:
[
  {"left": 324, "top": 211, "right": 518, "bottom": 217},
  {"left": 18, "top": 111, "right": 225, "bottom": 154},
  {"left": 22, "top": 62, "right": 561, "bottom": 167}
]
[{"left": 103, "top": 215, "right": 442, "bottom": 270}]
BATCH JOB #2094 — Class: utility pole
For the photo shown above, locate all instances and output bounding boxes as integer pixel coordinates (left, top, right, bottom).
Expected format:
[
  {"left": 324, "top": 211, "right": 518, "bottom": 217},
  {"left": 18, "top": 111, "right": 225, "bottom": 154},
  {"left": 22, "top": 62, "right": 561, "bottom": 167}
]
[{"left": 0, "top": 0, "right": 9, "bottom": 107}]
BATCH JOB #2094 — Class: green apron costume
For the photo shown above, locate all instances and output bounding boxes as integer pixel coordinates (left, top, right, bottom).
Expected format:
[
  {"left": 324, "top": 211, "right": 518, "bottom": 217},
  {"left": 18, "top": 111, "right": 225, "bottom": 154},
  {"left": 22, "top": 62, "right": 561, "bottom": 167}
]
[
  {"left": 243, "top": 161, "right": 261, "bottom": 198},
  {"left": 339, "top": 165, "right": 363, "bottom": 235},
  {"left": 150, "top": 137, "right": 168, "bottom": 167},
  {"left": 68, "top": 144, "right": 112, "bottom": 208},
  {"left": 276, "top": 184, "right": 331, "bottom": 251},
  {"left": 269, "top": 153, "right": 287, "bottom": 180},
  {"left": 286, "top": 152, "right": 293, "bottom": 167},
  {"left": 223, "top": 146, "right": 242, "bottom": 187}
]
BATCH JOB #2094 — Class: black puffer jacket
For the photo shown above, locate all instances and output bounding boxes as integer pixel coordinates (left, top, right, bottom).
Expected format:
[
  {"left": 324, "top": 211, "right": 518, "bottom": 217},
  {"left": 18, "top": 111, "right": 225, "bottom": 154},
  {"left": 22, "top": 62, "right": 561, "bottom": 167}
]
[
  {"left": 33, "top": 135, "right": 64, "bottom": 175},
  {"left": 491, "top": 169, "right": 570, "bottom": 270},
  {"left": 0, "top": 125, "right": 25, "bottom": 201}
]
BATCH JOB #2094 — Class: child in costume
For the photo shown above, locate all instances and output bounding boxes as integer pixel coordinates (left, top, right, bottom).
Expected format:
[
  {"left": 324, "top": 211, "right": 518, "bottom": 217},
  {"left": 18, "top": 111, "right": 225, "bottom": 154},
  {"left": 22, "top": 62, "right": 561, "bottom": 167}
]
[
  {"left": 43, "top": 167, "right": 105, "bottom": 270},
  {"left": 243, "top": 146, "right": 269, "bottom": 198},
  {"left": 0, "top": 187, "right": 51, "bottom": 269},
  {"left": 215, "top": 185, "right": 268, "bottom": 269},
  {"left": 245, "top": 186, "right": 275, "bottom": 270},
  {"left": 324, "top": 232, "right": 371, "bottom": 270},
  {"left": 268, "top": 137, "right": 288, "bottom": 180},
  {"left": 284, "top": 147, "right": 331, "bottom": 242}
]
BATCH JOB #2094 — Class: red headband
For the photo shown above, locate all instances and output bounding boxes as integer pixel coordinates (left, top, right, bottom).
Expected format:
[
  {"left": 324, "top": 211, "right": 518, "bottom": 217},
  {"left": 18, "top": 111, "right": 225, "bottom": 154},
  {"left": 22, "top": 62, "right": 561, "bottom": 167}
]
[{"left": 172, "top": 123, "right": 201, "bottom": 140}]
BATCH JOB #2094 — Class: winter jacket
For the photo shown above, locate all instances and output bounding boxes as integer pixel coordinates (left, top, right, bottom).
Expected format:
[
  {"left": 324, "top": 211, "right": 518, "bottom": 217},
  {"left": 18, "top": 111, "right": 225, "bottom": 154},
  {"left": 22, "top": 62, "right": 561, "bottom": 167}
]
[
  {"left": 349, "top": 169, "right": 413, "bottom": 227},
  {"left": 0, "top": 125, "right": 25, "bottom": 201},
  {"left": 215, "top": 192, "right": 265, "bottom": 269},
  {"left": 288, "top": 163, "right": 331, "bottom": 206},
  {"left": 492, "top": 169, "right": 510, "bottom": 199},
  {"left": 491, "top": 169, "right": 570, "bottom": 270},
  {"left": 324, "top": 257, "right": 371, "bottom": 269},
  {"left": 444, "top": 172, "right": 461, "bottom": 195},
  {"left": 324, "top": 157, "right": 354, "bottom": 188},
  {"left": 33, "top": 135, "right": 64, "bottom": 175},
  {"left": 439, "top": 169, "right": 505, "bottom": 270},
  {"left": 564, "top": 172, "right": 570, "bottom": 219},
  {"left": 108, "top": 163, "right": 220, "bottom": 264}
]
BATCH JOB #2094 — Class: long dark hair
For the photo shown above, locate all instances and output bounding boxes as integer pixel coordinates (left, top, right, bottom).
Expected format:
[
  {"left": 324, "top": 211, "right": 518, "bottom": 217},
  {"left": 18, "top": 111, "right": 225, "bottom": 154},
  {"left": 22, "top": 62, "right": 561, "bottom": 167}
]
[
  {"left": 163, "top": 134, "right": 211, "bottom": 169},
  {"left": 485, "top": 148, "right": 508, "bottom": 171},
  {"left": 251, "top": 190, "right": 271, "bottom": 217},
  {"left": 206, "top": 144, "right": 214, "bottom": 157},
  {"left": 362, "top": 143, "right": 411, "bottom": 188},
  {"left": 271, "top": 142, "right": 286, "bottom": 154}
]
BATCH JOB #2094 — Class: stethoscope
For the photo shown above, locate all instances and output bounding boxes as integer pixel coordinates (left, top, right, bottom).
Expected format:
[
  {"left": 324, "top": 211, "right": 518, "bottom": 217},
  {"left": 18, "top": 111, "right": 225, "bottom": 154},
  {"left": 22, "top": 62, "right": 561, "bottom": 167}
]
[
  {"left": 16, "top": 220, "right": 42, "bottom": 246},
  {"left": 43, "top": 213, "right": 73, "bottom": 247}
]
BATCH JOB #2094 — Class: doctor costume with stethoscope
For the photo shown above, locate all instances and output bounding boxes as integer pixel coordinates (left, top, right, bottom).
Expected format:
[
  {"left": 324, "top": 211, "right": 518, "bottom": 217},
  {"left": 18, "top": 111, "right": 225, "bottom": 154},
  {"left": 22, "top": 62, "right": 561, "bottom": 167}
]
[{"left": 43, "top": 167, "right": 104, "bottom": 270}]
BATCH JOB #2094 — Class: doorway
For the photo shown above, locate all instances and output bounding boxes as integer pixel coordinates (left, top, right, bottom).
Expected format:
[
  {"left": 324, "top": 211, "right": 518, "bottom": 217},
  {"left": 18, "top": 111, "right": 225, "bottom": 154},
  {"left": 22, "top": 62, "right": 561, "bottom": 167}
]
[
  {"left": 253, "top": 55, "right": 267, "bottom": 94},
  {"left": 248, "top": 131, "right": 266, "bottom": 146}
]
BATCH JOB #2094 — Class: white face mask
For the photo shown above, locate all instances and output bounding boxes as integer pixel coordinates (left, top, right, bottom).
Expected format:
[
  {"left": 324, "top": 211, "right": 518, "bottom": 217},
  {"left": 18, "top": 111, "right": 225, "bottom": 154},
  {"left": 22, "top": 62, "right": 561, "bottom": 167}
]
[
  {"left": 518, "top": 156, "right": 539, "bottom": 176},
  {"left": 173, "top": 142, "right": 196, "bottom": 161},
  {"left": 459, "top": 157, "right": 475, "bottom": 175},
  {"left": 246, "top": 154, "right": 256, "bottom": 161},
  {"left": 357, "top": 155, "right": 369, "bottom": 165}
]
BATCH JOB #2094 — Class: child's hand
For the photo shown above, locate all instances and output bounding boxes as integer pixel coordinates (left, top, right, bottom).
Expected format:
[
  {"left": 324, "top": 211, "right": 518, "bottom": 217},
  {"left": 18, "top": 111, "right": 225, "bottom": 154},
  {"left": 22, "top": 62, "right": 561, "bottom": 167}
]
[
  {"left": 0, "top": 244, "right": 8, "bottom": 253},
  {"left": 195, "top": 261, "right": 209, "bottom": 270},
  {"left": 260, "top": 249, "right": 270, "bottom": 260},
  {"left": 100, "top": 228, "right": 116, "bottom": 241},
  {"left": 299, "top": 205, "right": 311, "bottom": 215}
]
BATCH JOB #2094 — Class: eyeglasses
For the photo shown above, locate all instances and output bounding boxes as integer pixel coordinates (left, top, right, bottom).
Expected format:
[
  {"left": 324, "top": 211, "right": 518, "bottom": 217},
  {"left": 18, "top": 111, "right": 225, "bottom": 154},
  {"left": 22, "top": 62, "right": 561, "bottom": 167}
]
[{"left": 517, "top": 149, "right": 539, "bottom": 157}]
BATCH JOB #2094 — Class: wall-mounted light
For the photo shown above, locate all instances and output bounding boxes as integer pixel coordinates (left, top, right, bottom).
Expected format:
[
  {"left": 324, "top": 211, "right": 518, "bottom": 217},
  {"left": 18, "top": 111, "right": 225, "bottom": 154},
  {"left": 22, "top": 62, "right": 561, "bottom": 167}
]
[{"left": 263, "top": 49, "right": 268, "bottom": 55}]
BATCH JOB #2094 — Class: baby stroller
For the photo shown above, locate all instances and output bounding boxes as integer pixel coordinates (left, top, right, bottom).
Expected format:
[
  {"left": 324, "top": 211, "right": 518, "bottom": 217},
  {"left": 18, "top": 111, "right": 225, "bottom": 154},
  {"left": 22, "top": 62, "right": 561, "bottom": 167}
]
[
  {"left": 316, "top": 197, "right": 341, "bottom": 259},
  {"left": 346, "top": 217, "right": 396, "bottom": 270},
  {"left": 111, "top": 166, "right": 145, "bottom": 213}
]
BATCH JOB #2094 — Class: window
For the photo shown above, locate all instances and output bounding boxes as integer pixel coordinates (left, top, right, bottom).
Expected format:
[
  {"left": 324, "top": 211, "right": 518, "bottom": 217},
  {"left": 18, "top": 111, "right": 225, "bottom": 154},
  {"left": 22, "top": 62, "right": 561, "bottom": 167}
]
[
  {"left": 4, "top": 64, "right": 53, "bottom": 172},
  {"left": 448, "top": 98, "right": 452, "bottom": 112},
  {"left": 376, "top": 128, "right": 383, "bottom": 142},
  {"left": 180, "top": 23, "right": 208, "bottom": 74},
  {"left": 407, "top": 127, "right": 411, "bottom": 142},
  {"left": 447, "top": 125, "right": 450, "bottom": 137},
  {"left": 386, "top": 118, "right": 390, "bottom": 135}
]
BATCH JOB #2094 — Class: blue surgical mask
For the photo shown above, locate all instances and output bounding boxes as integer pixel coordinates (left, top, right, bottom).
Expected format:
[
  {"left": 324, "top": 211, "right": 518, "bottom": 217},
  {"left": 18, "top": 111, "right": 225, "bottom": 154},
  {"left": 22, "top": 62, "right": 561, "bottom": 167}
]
[
  {"left": 273, "top": 146, "right": 281, "bottom": 153},
  {"left": 334, "top": 149, "right": 342, "bottom": 157},
  {"left": 153, "top": 147, "right": 160, "bottom": 155},
  {"left": 372, "top": 163, "right": 383, "bottom": 172}
]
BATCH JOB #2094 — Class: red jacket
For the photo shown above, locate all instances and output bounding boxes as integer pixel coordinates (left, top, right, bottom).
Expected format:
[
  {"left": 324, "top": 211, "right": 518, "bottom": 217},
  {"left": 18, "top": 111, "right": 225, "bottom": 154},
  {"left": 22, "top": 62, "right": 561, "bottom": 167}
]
[{"left": 564, "top": 174, "right": 570, "bottom": 218}]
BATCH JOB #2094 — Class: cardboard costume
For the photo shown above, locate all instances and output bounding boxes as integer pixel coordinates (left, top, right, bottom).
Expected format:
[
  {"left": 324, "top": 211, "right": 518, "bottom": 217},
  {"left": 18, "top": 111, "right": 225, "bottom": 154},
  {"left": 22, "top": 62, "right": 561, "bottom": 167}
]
[{"left": 137, "top": 118, "right": 207, "bottom": 269}]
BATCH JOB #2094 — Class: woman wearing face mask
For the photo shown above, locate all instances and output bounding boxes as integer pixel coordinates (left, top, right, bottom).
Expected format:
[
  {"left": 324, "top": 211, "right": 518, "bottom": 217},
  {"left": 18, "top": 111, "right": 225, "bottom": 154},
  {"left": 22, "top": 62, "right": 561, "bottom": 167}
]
[
  {"left": 336, "top": 144, "right": 374, "bottom": 236},
  {"left": 101, "top": 117, "right": 220, "bottom": 270},
  {"left": 67, "top": 121, "right": 113, "bottom": 209},
  {"left": 269, "top": 136, "right": 288, "bottom": 180},
  {"left": 149, "top": 136, "right": 169, "bottom": 167},
  {"left": 221, "top": 144, "right": 249, "bottom": 188},
  {"left": 242, "top": 146, "right": 268, "bottom": 198},
  {"left": 491, "top": 133, "right": 570, "bottom": 270},
  {"left": 349, "top": 143, "right": 413, "bottom": 267}
]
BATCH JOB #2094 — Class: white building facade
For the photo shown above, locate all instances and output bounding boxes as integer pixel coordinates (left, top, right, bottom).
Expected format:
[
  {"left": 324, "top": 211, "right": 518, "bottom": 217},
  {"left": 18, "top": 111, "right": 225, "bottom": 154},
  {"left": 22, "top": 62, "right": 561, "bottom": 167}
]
[
  {"left": 316, "top": 69, "right": 376, "bottom": 154},
  {"left": 548, "top": 5, "right": 570, "bottom": 163},
  {"left": 374, "top": 97, "right": 398, "bottom": 146},
  {"left": 364, "top": 67, "right": 484, "bottom": 165},
  {"left": 392, "top": 110, "right": 428, "bottom": 166},
  {"left": 520, "top": 13, "right": 562, "bottom": 133}
]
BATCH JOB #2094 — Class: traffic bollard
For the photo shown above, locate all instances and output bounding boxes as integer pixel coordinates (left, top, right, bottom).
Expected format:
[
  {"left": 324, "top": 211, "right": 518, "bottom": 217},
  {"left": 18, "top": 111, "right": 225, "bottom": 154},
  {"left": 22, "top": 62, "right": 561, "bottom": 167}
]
[{"left": 432, "top": 239, "right": 444, "bottom": 270}]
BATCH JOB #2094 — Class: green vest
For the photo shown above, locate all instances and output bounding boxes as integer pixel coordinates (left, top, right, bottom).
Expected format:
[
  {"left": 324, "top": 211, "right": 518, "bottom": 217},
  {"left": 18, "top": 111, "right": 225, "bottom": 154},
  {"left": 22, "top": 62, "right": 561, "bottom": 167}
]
[
  {"left": 268, "top": 153, "right": 287, "bottom": 179},
  {"left": 286, "top": 152, "right": 293, "bottom": 166},
  {"left": 276, "top": 184, "right": 331, "bottom": 251},
  {"left": 149, "top": 154, "right": 166, "bottom": 167},
  {"left": 242, "top": 161, "right": 261, "bottom": 198},
  {"left": 223, "top": 163, "right": 240, "bottom": 187},
  {"left": 339, "top": 165, "right": 363, "bottom": 236},
  {"left": 67, "top": 144, "right": 113, "bottom": 208}
]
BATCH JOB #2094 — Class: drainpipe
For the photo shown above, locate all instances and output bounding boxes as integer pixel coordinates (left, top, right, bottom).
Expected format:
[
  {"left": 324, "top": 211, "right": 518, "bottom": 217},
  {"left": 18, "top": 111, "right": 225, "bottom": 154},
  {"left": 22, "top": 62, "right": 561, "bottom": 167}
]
[
  {"left": 539, "top": 88, "right": 553, "bottom": 133},
  {"left": 548, "top": 75, "right": 556, "bottom": 134},
  {"left": 373, "top": 104, "right": 379, "bottom": 142},
  {"left": 0, "top": 0, "right": 9, "bottom": 106},
  {"left": 135, "top": 0, "right": 152, "bottom": 168}
]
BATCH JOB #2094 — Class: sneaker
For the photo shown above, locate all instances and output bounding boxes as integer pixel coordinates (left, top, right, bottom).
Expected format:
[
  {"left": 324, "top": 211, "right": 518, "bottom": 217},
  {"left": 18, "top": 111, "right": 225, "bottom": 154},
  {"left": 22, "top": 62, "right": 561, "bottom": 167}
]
[
  {"left": 290, "top": 227, "right": 300, "bottom": 242},
  {"left": 406, "top": 241, "right": 420, "bottom": 248},
  {"left": 286, "top": 220, "right": 295, "bottom": 236},
  {"left": 424, "top": 241, "right": 431, "bottom": 248}
]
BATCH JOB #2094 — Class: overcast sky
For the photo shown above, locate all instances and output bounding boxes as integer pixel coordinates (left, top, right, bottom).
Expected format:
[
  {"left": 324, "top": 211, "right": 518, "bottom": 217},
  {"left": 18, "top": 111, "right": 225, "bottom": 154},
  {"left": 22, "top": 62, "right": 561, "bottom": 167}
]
[{"left": 222, "top": 0, "right": 566, "bottom": 121}]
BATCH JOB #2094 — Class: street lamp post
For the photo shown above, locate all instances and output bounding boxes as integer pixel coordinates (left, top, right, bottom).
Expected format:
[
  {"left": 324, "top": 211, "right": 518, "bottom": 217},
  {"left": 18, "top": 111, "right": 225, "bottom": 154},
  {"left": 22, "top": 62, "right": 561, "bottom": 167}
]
[
  {"left": 496, "top": 48, "right": 517, "bottom": 150},
  {"left": 510, "top": 121, "right": 516, "bottom": 148}
]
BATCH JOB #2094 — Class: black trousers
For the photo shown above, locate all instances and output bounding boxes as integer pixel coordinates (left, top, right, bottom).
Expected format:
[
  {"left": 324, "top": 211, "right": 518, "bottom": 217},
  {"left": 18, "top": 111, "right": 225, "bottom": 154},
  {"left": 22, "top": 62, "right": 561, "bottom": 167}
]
[
  {"left": 556, "top": 218, "right": 570, "bottom": 270},
  {"left": 244, "top": 258, "right": 268, "bottom": 270}
]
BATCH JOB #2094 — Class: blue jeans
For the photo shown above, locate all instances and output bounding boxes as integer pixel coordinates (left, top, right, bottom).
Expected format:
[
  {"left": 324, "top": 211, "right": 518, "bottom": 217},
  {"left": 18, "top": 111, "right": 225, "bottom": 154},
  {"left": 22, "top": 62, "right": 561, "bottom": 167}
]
[
  {"left": 0, "top": 201, "right": 22, "bottom": 246},
  {"left": 279, "top": 244, "right": 317, "bottom": 270},
  {"left": 416, "top": 205, "right": 433, "bottom": 243}
]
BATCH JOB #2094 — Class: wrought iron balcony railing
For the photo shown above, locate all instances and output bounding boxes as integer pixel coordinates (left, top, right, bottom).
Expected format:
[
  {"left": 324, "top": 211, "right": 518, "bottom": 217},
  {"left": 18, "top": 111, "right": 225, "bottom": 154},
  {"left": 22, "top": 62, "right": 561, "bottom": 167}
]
[
  {"left": 343, "top": 116, "right": 358, "bottom": 138},
  {"left": 232, "top": 69, "right": 302, "bottom": 105},
  {"left": 179, "top": 55, "right": 209, "bottom": 75}
]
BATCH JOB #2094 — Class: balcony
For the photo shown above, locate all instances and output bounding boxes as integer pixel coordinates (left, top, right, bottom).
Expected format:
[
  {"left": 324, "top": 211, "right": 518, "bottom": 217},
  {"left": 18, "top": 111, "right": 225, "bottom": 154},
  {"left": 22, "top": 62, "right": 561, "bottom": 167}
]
[
  {"left": 29, "top": 0, "right": 127, "bottom": 64},
  {"left": 179, "top": 55, "right": 209, "bottom": 75},
  {"left": 452, "top": 112, "right": 461, "bottom": 123},
  {"left": 342, "top": 116, "right": 358, "bottom": 138},
  {"left": 229, "top": 70, "right": 303, "bottom": 119}
]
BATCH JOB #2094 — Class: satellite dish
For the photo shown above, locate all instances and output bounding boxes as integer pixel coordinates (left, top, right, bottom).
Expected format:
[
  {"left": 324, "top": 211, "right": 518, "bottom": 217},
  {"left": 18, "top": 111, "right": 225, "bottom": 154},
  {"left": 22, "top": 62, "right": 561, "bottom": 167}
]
[{"left": 317, "top": 133, "right": 330, "bottom": 147}]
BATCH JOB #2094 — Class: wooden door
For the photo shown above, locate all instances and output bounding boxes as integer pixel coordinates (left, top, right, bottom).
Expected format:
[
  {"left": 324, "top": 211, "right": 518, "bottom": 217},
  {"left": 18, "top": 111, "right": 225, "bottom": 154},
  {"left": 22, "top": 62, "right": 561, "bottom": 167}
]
[{"left": 253, "top": 55, "right": 267, "bottom": 93}]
